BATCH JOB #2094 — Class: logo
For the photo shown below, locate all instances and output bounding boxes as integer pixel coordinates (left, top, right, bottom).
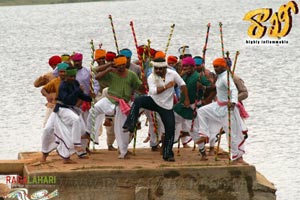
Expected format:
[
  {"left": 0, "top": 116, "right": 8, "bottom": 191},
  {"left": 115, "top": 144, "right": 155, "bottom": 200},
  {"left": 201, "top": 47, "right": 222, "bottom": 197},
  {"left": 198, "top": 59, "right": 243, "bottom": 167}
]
[
  {"left": 243, "top": 1, "right": 299, "bottom": 45},
  {"left": 5, "top": 188, "right": 58, "bottom": 200}
]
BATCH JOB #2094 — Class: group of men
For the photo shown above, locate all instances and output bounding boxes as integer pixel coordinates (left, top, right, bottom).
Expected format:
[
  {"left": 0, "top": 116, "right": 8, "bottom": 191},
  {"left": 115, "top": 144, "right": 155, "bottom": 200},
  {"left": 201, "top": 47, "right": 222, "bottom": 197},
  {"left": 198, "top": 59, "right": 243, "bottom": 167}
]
[{"left": 34, "top": 45, "right": 249, "bottom": 164}]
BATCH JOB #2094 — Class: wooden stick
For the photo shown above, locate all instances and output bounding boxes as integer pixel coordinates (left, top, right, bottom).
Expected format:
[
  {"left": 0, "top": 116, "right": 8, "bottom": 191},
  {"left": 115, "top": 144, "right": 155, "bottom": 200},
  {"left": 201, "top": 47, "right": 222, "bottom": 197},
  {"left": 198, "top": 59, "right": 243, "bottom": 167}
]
[
  {"left": 108, "top": 14, "right": 119, "bottom": 54},
  {"left": 165, "top": 24, "right": 175, "bottom": 54}
]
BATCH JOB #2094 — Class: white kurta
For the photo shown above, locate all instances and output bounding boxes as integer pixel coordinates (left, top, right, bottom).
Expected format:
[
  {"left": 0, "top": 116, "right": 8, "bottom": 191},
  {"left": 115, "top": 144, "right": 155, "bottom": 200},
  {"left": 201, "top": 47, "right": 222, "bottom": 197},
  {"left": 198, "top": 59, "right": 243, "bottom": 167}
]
[
  {"left": 147, "top": 69, "right": 186, "bottom": 110},
  {"left": 194, "top": 71, "right": 246, "bottom": 160}
]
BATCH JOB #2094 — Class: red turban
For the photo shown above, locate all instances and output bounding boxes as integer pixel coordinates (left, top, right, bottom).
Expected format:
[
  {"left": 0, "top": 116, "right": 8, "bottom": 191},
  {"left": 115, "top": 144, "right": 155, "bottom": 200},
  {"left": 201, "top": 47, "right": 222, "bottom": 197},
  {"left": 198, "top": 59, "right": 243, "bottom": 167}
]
[
  {"left": 212, "top": 58, "right": 227, "bottom": 68},
  {"left": 167, "top": 56, "right": 178, "bottom": 64},
  {"left": 106, "top": 51, "right": 117, "bottom": 62},
  {"left": 48, "top": 55, "right": 61, "bottom": 67}
]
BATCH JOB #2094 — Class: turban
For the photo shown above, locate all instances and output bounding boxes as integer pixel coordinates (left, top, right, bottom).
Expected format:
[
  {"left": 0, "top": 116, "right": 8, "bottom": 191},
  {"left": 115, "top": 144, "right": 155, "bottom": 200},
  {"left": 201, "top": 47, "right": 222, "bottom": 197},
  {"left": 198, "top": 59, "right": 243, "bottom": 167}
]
[
  {"left": 114, "top": 56, "right": 127, "bottom": 67},
  {"left": 167, "top": 56, "right": 178, "bottom": 64},
  {"left": 66, "top": 68, "right": 77, "bottom": 76},
  {"left": 120, "top": 48, "right": 132, "bottom": 58},
  {"left": 154, "top": 51, "right": 166, "bottom": 59},
  {"left": 48, "top": 55, "right": 61, "bottom": 67},
  {"left": 57, "top": 62, "right": 69, "bottom": 71},
  {"left": 71, "top": 53, "right": 83, "bottom": 61},
  {"left": 106, "top": 51, "right": 117, "bottom": 62},
  {"left": 151, "top": 58, "right": 167, "bottom": 68},
  {"left": 182, "top": 57, "right": 195, "bottom": 66},
  {"left": 137, "top": 45, "right": 156, "bottom": 57},
  {"left": 213, "top": 58, "right": 227, "bottom": 68},
  {"left": 94, "top": 49, "right": 106, "bottom": 60},
  {"left": 61, "top": 54, "right": 70, "bottom": 62},
  {"left": 193, "top": 56, "right": 203, "bottom": 65}
]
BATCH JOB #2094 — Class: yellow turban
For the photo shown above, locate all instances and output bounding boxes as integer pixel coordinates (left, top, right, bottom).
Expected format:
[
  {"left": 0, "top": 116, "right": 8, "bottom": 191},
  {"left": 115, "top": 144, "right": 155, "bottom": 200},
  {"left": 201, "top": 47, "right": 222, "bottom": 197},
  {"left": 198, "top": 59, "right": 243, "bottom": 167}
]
[
  {"left": 94, "top": 49, "right": 106, "bottom": 60},
  {"left": 213, "top": 58, "right": 227, "bottom": 68},
  {"left": 114, "top": 56, "right": 127, "bottom": 67}
]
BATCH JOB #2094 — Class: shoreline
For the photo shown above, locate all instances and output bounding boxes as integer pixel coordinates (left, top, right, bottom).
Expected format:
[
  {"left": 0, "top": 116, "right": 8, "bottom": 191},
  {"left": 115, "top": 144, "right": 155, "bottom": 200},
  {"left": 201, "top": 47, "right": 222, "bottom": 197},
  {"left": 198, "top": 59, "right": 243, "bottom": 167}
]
[{"left": 0, "top": 0, "right": 113, "bottom": 7}]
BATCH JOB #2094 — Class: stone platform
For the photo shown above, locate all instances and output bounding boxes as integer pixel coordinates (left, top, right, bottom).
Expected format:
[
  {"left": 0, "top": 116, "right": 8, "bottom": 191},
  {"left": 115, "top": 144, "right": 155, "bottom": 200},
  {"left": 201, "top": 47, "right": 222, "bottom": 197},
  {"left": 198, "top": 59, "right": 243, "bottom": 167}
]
[{"left": 2, "top": 148, "right": 276, "bottom": 200}]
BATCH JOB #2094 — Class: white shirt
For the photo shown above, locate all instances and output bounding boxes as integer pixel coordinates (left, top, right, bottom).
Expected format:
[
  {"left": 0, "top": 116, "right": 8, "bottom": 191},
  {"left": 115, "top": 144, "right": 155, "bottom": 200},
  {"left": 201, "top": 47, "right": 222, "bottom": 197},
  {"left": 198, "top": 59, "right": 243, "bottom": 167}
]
[
  {"left": 216, "top": 71, "right": 238, "bottom": 104},
  {"left": 148, "top": 69, "right": 186, "bottom": 110}
]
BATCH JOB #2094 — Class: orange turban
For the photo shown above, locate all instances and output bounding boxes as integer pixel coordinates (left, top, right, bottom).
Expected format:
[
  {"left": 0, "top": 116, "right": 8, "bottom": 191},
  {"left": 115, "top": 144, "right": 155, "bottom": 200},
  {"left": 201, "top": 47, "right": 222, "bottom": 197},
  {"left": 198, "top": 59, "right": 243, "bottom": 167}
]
[
  {"left": 94, "top": 49, "right": 106, "bottom": 60},
  {"left": 213, "top": 58, "right": 227, "bottom": 68},
  {"left": 154, "top": 51, "right": 166, "bottom": 59},
  {"left": 114, "top": 56, "right": 127, "bottom": 67},
  {"left": 167, "top": 56, "right": 178, "bottom": 64}
]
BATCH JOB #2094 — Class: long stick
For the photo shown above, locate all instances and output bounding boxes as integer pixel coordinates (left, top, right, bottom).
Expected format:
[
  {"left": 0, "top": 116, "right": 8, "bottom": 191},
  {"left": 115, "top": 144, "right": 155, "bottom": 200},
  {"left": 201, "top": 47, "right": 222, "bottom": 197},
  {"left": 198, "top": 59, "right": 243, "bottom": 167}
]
[
  {"left": 191, "top": 23, "right": 211, "bottom": 132},
  {"left": 89, "top": 39, "right": 96, "bottom": 150},
  {"left": 165, "top": 24, "right": 175, "bottom": 54},
  {"left": 129, "top": 21, "right": 147, "bottom": 86},
  {"left": 219, "top": 22, "right": 225, "bottom": 57},
  {"left": 202, "top": 23, "right": 211, "bottom": 66},
  {"left": 227, "top": 66, "right": 232, "bottom": 163},
  {"left": 108, "top": 14, "right": 119, "bottom": 54},
  {"left": 232, "top": 51, "right": 240, "bottom": 76}
]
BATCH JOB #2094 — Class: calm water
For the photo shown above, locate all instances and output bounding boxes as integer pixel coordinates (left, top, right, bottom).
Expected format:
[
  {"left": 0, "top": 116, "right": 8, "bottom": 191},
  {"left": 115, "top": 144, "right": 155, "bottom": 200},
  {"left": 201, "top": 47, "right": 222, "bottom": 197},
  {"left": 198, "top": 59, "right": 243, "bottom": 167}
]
[{"left": 0, "top": 0, "right": 299, "bottom": 199}]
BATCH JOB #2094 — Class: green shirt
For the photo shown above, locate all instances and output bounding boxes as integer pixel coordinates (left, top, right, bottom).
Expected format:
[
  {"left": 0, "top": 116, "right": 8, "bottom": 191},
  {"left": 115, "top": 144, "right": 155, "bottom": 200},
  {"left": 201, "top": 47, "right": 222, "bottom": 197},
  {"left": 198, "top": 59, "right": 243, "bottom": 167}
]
[
  {"left": 99, "top": 70, "right": 142, "bottom": 104},
  {"left": 173, "top": 71, "right": 211, "bottom": 119}
]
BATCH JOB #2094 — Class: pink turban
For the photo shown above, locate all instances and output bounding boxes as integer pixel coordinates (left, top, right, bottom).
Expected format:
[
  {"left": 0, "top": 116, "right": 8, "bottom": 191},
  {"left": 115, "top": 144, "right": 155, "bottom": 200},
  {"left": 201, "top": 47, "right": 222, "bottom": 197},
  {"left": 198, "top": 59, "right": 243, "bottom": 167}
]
[{"left": 182, "top": 57, "right": 195, "bottom": 66}]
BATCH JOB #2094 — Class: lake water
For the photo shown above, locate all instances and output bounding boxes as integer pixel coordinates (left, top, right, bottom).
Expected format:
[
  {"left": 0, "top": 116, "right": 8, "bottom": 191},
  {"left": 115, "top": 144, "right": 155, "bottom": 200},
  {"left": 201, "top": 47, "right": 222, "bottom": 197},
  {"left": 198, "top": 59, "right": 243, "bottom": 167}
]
[{"left": 0, "top": 0, "right": 299, "bottom": 199}]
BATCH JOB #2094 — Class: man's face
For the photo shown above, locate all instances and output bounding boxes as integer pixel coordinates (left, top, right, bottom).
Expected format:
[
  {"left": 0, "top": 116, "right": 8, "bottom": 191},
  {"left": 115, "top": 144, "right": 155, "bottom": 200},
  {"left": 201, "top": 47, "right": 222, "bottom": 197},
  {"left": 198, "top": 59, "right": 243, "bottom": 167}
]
[
  {"left": 58, "top": 70, "right": 66, "bottom": 80},
  {"left": 195, "top": 64, "right": 204, "bottom": 72},
  {"left": 182, "top": 64, "right": 193, "bottom": 75},
  {"left": 73, "top": 60, "right": 82, "bottom": 69},
  {"left": 213, "top": 65, "right": 226, "bottom": 75},
  {"left": 116, "top": 64, "right": 126, "bottom": 73},
  {"left": 66, "top": 75, "right": 76, "bottom": 82},
  {"left": 154, "top": 67, "right": 166, "bottom": 77},
  {"left": 96, "top": 58, "right": 106, "bottom": 65}
]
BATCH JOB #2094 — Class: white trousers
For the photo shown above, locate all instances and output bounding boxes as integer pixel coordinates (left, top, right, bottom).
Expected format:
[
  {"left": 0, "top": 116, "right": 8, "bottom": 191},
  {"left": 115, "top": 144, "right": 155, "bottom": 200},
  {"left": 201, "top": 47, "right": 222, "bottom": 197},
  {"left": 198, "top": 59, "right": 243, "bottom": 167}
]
[
  {"left": 42, "top": 107, "right": 87, "bottom": 158},
  {"left": 174, "top": 112, "right": 193, "bottom": 145},
  {"left": 87, "top": 97, "right": 130, "bottom": 158},
  {"left": 194, "top": 102, "right": 246, "bottom": 160}
]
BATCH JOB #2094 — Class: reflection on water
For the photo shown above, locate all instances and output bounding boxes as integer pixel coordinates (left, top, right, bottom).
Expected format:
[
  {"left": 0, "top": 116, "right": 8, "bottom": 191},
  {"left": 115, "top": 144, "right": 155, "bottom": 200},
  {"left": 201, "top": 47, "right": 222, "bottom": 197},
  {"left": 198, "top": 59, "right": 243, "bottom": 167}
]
[{"left": 0, "top": 1, "right": 299, "bottom": 199}]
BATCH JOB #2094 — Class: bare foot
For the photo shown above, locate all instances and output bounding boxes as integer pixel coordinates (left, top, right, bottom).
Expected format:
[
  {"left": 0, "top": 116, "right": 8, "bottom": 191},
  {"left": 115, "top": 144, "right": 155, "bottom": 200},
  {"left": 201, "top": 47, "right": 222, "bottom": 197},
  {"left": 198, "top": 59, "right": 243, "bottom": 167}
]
[
  {"left": 200, "top": 154, "right": 208, "bottom": 161},
  {"left": 40, "top": 153, "right": 48, "bottom": 162},
  {"left": 231, "top": 157, "right": 246, "bottom": 165},
  {"left": 183, "top": 144, "right": 191, "bottom": 148},
  {"left": 208, "top": 147, "right": 215, "bottom": 156},
  {"left": 74, "top": 146, "right": 84, "bottom": 152},
  {"left": 143, "top": 136, "right": 150, "bottom": 143}
]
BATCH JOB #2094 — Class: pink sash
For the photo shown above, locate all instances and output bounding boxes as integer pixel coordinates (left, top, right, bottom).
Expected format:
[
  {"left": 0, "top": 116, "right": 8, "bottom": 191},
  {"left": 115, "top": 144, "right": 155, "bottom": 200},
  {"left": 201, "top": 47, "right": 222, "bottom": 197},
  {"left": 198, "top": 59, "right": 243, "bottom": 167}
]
[
  {"left": 108, "top": 95, "right": 131, "bottom": 116},
  {"left": 217, "top": 100, "right": 249, "bottom": 119}
]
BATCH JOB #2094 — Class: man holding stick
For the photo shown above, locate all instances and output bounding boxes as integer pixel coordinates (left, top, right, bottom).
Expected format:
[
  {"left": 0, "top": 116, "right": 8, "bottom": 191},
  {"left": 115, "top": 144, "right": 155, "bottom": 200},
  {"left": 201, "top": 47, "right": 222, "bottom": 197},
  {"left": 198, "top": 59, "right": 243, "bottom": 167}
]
[{"left": 194, "top": 58, "right": 246, "bottom": 164}]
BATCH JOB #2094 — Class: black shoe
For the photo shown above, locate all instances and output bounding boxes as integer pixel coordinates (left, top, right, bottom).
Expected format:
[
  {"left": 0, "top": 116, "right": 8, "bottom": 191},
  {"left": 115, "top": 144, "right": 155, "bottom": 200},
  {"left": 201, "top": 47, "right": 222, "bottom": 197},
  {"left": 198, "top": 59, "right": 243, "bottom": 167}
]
[
  {"left": 163, "top": 157, "right": 175, "bottom": 162},
  {"left": 122, "top": 125, "right": 134, "bottom": 133}
]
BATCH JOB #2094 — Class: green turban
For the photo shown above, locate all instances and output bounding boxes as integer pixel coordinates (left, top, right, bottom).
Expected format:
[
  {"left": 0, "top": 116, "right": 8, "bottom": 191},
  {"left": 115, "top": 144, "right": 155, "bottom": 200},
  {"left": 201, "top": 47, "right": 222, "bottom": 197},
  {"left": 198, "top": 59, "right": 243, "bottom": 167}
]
[{"left": 66, "top": 68, "right": 77, "bottom": 76}]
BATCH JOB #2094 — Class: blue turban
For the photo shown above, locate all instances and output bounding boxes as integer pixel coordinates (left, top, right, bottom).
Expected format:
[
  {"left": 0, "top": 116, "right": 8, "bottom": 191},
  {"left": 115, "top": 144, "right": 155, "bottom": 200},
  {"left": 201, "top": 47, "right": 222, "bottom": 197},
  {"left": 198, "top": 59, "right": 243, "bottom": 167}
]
[
  {"left": 57, "top": 62, "right": 69, "bottom": 71},
  {"left": 193, "top": 56, "right": 203, "bottom": 65},
  {"left": 119, "top": 48, "right": 132, "bottom": 58}
]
